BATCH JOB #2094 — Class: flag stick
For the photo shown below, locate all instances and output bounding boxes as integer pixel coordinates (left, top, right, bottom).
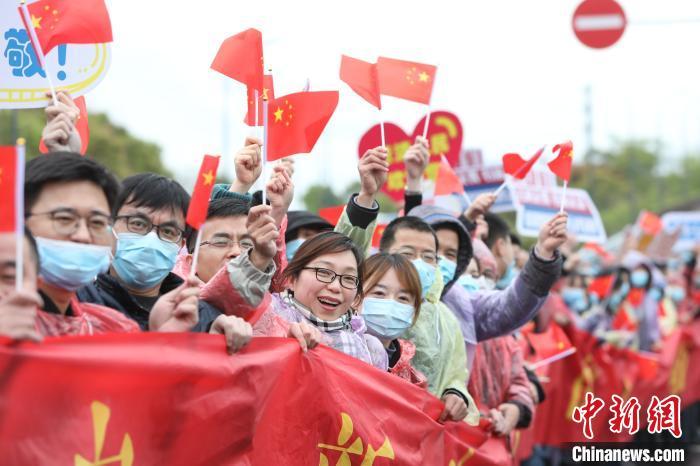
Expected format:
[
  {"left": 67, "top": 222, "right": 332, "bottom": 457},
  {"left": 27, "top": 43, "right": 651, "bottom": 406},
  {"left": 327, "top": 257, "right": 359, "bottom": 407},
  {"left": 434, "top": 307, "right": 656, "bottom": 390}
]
[
  {"left": 15, "top": 139, "right": 26, "bottom": 292},
  {"left": 559, "top": 180, "right": 568, "bottom": 213},
  {"left": 379, "top": 116, "right": 386, "bottom": 148},
  {"left": 189, "top": 228, "right": 204, "bottom": 279},
  {"left": 530, "top": 347, "right": 577, "bottom": 370},
  {"left": 254, "top": 89, "right": 259, "bottom": 127},
  {"left": 19, "top": 1, "right": 58, "bottom": 106},
  {"left": 421, "top": 105, "right": 431, "bottom": 139},
  {"left": 493, "top": 178, "right": 509, "bottom": 197},
  {"left": 261, "top": 97, "right": 269, "bottom": 205}
]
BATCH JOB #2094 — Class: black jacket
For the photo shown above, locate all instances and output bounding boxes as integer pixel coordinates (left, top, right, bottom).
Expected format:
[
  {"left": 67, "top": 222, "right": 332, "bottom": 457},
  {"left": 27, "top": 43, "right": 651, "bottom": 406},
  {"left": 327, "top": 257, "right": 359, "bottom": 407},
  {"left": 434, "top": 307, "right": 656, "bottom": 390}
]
[{"left": 77, "top": 272, "right": 220, "bottom": 332}]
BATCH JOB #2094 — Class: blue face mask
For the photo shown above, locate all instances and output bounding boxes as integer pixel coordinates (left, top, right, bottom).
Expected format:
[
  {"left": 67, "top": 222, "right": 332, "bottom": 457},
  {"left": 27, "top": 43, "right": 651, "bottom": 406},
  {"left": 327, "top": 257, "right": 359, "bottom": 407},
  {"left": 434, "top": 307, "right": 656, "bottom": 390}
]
[
  {"left": 36, "top": 237, "right": 112, "bottom": 292},
  {"left": 496, "top": 260, "right": 517, "bottom": 290},
  {"left": 667, "top": 286, "right": 686, "bottom": 303},
  {"left": 609, "top": 282, "right": 630, "bottom": 310},
  {"left": 112, "top": 232, "right": 180, "bottom": 290},
  {"left": 286, "top": 238, "right": 305, "bottom": 261},
  {"left": 438, "top": 257, "right": 457, "bottom": 285},
  {"left": 457, "top": 274, "right": 480, "bottom": 293},
  {"left": 630, "top": 270, "right": 649, "bottom": 289},
  {"left": 411, "top": 258, "right": 437, "bottom": 298},
  {"left": 562, "top": 287, "right": 588, "bottom": 313},
  {"left": 362, "top": 297, "right": 415, "bottom": 340}
]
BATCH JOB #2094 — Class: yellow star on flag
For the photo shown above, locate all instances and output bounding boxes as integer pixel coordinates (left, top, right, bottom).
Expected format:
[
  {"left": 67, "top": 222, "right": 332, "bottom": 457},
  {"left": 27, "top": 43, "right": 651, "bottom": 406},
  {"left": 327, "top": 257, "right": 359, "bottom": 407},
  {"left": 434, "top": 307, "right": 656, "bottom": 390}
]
[
  {"left": 31, "top": 14, "right": 43, "bottom": 29},
  {"left": 202, "top": 170, "right": 214, "bottom": 186},
  {"left": 418, "top": 71, "right": 430, "bottom": 83},
  {"left": 262, "top": 88, "right": 270, "bottom": 99},
  {"left": 274, "top": 107, "right": 284, "bottom": 122}
]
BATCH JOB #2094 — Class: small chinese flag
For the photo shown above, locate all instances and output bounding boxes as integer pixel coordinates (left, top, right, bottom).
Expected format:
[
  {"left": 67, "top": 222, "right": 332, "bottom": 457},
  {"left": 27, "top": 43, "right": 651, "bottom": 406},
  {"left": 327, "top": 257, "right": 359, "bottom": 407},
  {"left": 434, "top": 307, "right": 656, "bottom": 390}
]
[
  {"left": 39, "top": 96, "right": 89, "bottom": 155},
  {"left": 211, "top": 28, "right": 264, "bottom": 91},
  {"left": 547, "top": 140, "right": 574, "bottom": 182},
  {"left": 19, "top": 0, "right": 112, "bottom": 55},
  {"left": 318, "top": 205, "right": 345, "bottom": 227},
  {"left": 433, "top": 155, "right": 464, "bottom": 196},
  {"left": 244, "top": 75, "right": 274, "bottom": 126},
  {"left": 588, "top": 274, "right": 615, "bottom": 301},
  {"left": 502, "top": 146, "right": 545, "bottom": 179},
  {"left": 267, "top": 91, "right": 339, "bottom": 161},
  {"left": 637, "top": 211, "right": 662, "bottom": 235},
  {"left": 371, "top": 223, "right": 388, "bottom": 249},
  {"left": 0, "top": 146, "right": 22, "bottom": 233},
  {"left": 340, "top": 55, "right": 381, "bottom": 109},
  {"left": 186, "top": 155, "right": 220, "bottom": 229},
  {"left": 376, "top": 56, "right": 436, "bottom": 105}
]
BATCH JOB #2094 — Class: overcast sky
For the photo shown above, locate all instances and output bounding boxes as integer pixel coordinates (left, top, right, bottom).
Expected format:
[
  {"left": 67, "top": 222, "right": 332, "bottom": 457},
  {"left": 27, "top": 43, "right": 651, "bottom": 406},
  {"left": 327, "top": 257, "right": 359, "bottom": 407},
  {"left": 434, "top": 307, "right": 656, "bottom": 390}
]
[{"left": 87, "top": 0, "right": 700, "bottom": 208}]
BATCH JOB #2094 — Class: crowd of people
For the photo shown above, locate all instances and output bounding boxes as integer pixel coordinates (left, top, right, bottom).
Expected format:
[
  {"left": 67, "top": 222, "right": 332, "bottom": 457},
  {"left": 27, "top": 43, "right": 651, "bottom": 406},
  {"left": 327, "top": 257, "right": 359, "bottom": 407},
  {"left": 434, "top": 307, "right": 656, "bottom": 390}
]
[{"left": 1, "top": 91, "right": 699, "bottom": 464}]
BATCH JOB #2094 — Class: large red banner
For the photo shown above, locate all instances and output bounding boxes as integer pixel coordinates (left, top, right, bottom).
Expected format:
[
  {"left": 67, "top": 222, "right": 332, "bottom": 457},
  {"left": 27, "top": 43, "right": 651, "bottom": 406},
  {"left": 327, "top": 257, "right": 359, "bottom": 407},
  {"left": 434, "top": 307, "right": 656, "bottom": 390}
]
[{"left": 0, "top": 334, "right": 510, "bottom": 466}]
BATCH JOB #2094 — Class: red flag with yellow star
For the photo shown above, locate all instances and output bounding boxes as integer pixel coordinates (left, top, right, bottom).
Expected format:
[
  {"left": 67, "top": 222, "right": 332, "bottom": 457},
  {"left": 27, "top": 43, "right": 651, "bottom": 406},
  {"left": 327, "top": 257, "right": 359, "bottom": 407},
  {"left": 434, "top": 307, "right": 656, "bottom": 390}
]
[
  {"left": 0, "top": 146, "right": 21, "bottom": 233},
  {"left": 186, "top": 155, "right": 220, "bottom": 229},
  {"left": 244, "top": 75, "right": 274, "bottom": 126},
  {"left": 19, "top": 0, "right": 112, "bottom": 55},
  {"left": 376, "top": 57, "right": 436, "bottom": 105},
  {"left": 267, "top": 91, "right": 339, "bottom": 161},
  {"left": 340, "top": 55, "right": 381, "bottom": 109},
  {"left": 502, "top": 146, "right": 545, "bottom": 180},
  {"left": 547, "top": 140, "right": 574, "bottom": 182},
  {"left": 211, "top": 28, "right": 264, "bottom": 92}
]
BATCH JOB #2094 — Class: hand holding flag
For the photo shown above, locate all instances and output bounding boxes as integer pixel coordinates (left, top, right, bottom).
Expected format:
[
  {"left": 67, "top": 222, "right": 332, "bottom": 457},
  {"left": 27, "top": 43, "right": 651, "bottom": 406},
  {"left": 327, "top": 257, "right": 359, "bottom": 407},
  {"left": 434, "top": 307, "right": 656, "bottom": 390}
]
[
  {"left": 40, "top": 93, "right": 89, "bottom": 155},
  {"left": 403, "top": 136, "right": 430, "bottom": 192},
  {"left": 357, "top": 146, "right": 389, "bottom": 208}
]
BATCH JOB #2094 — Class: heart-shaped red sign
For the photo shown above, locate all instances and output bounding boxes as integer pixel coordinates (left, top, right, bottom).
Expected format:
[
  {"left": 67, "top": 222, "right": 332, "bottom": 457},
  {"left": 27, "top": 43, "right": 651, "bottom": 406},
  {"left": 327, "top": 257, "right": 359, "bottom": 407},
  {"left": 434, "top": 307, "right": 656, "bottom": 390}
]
[{"left": 357, "top": 111, "right": 463, "bottom": 203}]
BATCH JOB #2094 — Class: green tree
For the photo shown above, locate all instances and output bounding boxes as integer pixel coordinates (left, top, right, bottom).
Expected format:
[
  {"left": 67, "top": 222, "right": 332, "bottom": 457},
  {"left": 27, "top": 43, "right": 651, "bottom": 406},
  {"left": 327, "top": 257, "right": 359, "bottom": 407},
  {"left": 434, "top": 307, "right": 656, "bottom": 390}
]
[
  {"left": 302, "top": 185, "right": 343, "bottom": 212},
  {"left": 0, "top": 108, "right": 171, "bottom": 179}
]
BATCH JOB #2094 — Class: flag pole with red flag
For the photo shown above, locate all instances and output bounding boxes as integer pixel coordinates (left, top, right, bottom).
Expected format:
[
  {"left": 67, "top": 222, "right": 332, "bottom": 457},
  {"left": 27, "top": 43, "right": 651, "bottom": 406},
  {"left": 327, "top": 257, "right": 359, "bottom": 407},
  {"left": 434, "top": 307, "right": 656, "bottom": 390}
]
[
  {"left": 18, "top": 0, "right": 58, "bottom": 105},
  {"left": 547, "top": 141, "right": 574, "bottom": 212},
  {"left": 261, "top": 95, "right": 269, "bottom": 205},
  {"left": 15, "top": 139, "right": 25, "bottom": 292},
  {"left": 0, "top": 141, "right": 25, "bottom": 292},
  {"left": 493, "top": 146, "right": 546, "bottom": 196},
  {"left": 187, "top": 155, "right": 221, "bottom": 278},
  {"left": 421, "top": 69, "right": 437, "bottom": 140}
]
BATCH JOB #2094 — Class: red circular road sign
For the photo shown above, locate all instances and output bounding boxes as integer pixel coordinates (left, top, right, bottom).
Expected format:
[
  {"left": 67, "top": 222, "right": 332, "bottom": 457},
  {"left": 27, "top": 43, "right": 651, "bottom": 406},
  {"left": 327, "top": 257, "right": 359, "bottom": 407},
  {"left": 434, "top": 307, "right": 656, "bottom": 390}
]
[{"left": 572, "top": 0, "right": 627, "bottom": 49}]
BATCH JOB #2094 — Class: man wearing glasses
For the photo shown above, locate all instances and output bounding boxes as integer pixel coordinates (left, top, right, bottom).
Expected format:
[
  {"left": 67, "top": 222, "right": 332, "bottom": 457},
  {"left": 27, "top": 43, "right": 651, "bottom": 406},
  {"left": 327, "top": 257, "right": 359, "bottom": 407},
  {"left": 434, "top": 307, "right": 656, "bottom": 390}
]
[{"left": 77, "top": 173, "right": 221, "bottom": 332}]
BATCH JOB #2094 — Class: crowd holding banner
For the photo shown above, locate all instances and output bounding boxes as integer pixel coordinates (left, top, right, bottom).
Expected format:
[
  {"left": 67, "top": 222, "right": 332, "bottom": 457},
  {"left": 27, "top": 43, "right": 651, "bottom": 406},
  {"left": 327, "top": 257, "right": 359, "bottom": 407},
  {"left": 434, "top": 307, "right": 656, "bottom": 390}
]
[{"left": 1, "top": 1, "right": 700, "bottom": 465}]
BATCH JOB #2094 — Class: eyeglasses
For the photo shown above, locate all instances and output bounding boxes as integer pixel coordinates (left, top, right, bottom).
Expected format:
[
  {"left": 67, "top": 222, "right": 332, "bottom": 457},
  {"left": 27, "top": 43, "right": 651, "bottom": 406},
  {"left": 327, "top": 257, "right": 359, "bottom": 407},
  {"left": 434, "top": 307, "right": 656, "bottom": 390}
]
[
  {"left": 115, "top": 215, "right": 184, "bottom": 243},
  {"left": 201, "top": 237, "right": 255, "bottom": 250},
  {"left": 394, "top": 248, "right": 438, "bottom": 265},
  {"left": 26, "top": 208, "right": 112, "bottom": 238},
  {"left": 303, "top": 267, "right": 359, "bottom": 290}
]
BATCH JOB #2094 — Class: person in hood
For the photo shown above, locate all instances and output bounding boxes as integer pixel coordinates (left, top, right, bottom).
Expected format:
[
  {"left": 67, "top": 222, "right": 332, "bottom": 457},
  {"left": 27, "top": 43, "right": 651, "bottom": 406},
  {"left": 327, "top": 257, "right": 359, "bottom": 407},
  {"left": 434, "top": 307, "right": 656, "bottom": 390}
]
[{"left": 406, "top": 205, "right": 566, "bottom": 371}]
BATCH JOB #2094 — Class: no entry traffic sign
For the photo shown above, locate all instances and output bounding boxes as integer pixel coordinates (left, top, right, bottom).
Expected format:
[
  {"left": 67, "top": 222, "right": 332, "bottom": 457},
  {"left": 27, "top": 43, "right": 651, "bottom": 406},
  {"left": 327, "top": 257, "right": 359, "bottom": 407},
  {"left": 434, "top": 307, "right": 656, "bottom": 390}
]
[{"left": 573, "top": 0, "right": 627, "bottom": 49}]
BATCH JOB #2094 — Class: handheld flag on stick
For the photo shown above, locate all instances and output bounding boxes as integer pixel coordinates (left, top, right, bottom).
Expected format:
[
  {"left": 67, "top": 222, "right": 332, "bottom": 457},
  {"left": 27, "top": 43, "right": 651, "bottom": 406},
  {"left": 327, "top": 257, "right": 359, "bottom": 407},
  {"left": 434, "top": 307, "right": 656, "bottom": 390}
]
[
  {"left": 434, "top": 155, "right": 466, "bottom": 197},
  {"left": 18, "top": 0, "right": 113, "bottom": 105},
  {"left": 39, "top": 95, "right": 89, "bottom": 155},
  {"left": 266, "top": 91, "right": 339, "bottom": 161},
  {"left": 340, "top": 55, "right": 381, "bottom": 109},
  {"left": 0, "top": 141, "right": 26, "bottom": 291},
  {"left": 548, "top": 141, "right": 574, "bottom": 212},
  {"left": 186, "top": 155, "right": 220, "bottom": 278},
  {"left": 211, "top": 28, "right": 264, "bottom": 92},
  {"left": 340, "top": 55, "right": 385, "bottom": 147},
  {"left": 376, "top": 56, "right": 436, "bottom": 139},
  {"left": 493, "top": 146, "right": 545, "bottom": 196}
]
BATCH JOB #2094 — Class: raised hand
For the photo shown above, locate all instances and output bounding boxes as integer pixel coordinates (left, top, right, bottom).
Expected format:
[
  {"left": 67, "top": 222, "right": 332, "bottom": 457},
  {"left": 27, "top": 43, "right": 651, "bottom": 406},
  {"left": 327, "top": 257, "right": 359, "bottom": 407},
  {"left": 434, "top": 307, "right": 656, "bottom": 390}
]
[
  {"left": 42, "top": 91, "right": 81, "bottom": 153},
  {"left": 247, "top": 204, "right": 279, "bottom": 270},
  {"left": 404, "top": 136, "right": 430, "bottom": 192},
  {"left": 266, "top": 164, "right": 294, "bottom": 227},
  {"left": 535, "top": 212, "right": 569, "bottom": 260},
  {"left": 464, "top": 193, "right": 497, "bottom": 222},
  {"left": 356, "top": 146, "right": 389, "bottom": 208},
  {"left": 231, "top": 137, "right": 263, "bottom": 193}
]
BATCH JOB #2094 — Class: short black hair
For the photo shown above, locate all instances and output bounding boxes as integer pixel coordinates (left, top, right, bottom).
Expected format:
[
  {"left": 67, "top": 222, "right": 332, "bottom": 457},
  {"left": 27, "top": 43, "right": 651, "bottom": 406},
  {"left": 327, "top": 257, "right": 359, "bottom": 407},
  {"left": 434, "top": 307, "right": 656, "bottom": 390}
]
[
  {"left": 510, "top": 233, "right": 522, "bottom": 247},
  {"left": 115, "top": 173, "right": 190, "bottom": 237},
  {"left": 186, "top": 198, "right": 250, "bottom": 252},
  {"left": 484, "top": 213, "right": 510, "bottom": 249},
  {"left": 24, "top": 152, "right": 120, "bottom": 212},
  {"left": 379, "top": 216, "right": 438, "bottom": 252}
]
